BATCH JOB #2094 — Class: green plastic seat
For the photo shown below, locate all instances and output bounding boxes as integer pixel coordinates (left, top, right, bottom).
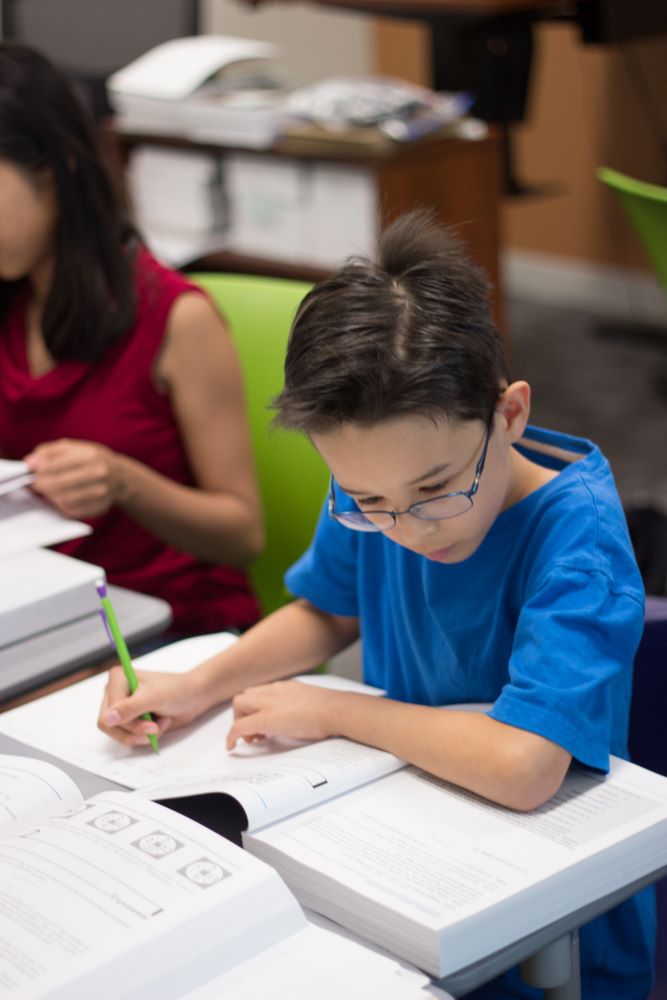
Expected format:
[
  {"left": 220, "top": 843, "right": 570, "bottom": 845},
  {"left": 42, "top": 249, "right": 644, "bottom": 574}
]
[
  {"left": 190, "top": 273, "right": 329, "bottom": 617},
  {"left": 597, "top": 167, "right": 667, "bottom": 290}
]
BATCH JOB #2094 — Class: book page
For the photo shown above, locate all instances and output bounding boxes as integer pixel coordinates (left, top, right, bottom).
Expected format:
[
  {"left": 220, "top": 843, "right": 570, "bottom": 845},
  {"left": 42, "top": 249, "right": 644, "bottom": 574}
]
[
  {"left": 141, "top": 733, "right": 404, "bottom": 832},
  {"left": 0, "top": 634, "right": 239, "bottom": 785},
  {"left": 0, "top": 634, "right": 401, "bottom": 831},
  {"left": 0, "top": 755, "right": 82, "bottom": 836},
  {"left": 247, "top": 762, "right": 667, "bottom": 976},
  {"left": 181, "top": 921, "right": 433, "bottom": 1000},
  {"left": 0, "top": 461, "right": 34, "bottom": 497},
  {"left": 0, "top": 790, "right": 304, "bottom": 1000},
  {"left": 0, "top": 488, "right": 90, "bottom": 557}
]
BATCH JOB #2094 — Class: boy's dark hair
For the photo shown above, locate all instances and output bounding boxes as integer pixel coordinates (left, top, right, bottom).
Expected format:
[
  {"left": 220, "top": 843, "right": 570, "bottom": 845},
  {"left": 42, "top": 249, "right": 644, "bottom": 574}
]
[
  {"left": 274, "top": 210, "right": 509, "bottom": 433},
  {"left": 0, "top": 43, "right": 137, "bottom": 362}
]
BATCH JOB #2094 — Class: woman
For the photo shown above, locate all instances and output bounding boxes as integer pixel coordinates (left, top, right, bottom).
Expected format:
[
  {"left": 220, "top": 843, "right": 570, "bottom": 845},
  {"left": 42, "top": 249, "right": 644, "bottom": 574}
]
[{"left": 0, "top": 43, "right": 264, "bottom": 635}]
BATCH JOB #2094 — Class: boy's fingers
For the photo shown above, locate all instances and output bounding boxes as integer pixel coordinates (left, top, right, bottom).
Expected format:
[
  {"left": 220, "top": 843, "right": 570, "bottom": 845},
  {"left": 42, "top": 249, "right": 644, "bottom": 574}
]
[
  {"left": 226, "top": 714, "right": 266, "bottom": 749},
  {"left": 105, "top": 665, "right": 131, "bottom": 698},
  {"left": 232, "top": 689, "right": 267, "bottom": 719},
  {"left": 101, "top": 693, "right": 153, "bottom": 728}
]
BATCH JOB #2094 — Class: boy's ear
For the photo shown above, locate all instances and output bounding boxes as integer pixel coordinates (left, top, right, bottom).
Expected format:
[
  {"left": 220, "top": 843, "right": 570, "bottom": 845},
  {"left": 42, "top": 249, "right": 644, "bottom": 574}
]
[{"left": 497, "top": 382, "right": 531, "bottom": 442}]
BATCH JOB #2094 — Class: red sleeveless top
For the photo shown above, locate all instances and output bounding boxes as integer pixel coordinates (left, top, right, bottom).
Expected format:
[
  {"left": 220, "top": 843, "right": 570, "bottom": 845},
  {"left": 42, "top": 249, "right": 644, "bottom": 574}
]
[{"left": 0, "top": 247, "right": 260, "bottom": 634}]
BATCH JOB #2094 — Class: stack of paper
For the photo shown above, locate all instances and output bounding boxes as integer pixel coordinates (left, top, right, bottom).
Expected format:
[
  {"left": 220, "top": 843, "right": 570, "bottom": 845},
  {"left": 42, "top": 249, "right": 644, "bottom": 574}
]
[
  {"left": 0, "top": 460, "right": 99, "bottom": 646},
  {"left": 0, "top": 549, "right": 104, "bottom": 648},
  {"left": 128, "top": 146, "right": 228, "bottom": 267},
  {"left": 0, "top": 458, "right": 34, "bottom": 496},
  {"left": 108, "top": 35, "right": 289, "bottom": 149},
  {"left": 225, "top": 153, "right": 378, "bottom": 268},
  {"left": 0, "top": 481, "right": 90, "bottom": 558},
  {"left": 246, "top": 762, "right": 667, "bottom": 978}
]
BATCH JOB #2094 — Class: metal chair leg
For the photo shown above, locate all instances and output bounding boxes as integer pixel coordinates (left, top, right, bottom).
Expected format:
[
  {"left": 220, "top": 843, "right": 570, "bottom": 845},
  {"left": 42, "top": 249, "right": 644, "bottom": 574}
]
[{"left": 520, "top": 931, "right": 582, "bottom": 1000}]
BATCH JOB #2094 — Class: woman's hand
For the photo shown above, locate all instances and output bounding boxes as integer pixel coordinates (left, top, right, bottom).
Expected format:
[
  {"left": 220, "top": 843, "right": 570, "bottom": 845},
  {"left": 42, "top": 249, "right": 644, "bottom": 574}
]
[
  {"left": 226, "top": 681, "right": 343, "bottom": 750},
  {"left": 25, "top": 438, "right": 125, "bottom": 519},
  {"left": 98, "top": 668, "right": 206, "bottom": 748}
]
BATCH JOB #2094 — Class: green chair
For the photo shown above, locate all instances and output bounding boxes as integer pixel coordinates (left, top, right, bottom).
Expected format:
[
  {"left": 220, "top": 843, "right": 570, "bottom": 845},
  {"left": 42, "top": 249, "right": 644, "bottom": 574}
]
[
  {"left": 191, "top": 273, "right": 329, "bottom": 617},
  {"left": 597, "top": 167, "right": 667, "bottom": 291}
]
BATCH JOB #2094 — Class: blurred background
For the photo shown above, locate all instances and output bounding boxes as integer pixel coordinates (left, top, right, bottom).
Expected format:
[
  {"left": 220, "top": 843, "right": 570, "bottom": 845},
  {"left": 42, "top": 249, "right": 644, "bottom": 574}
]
[{"left": 1, "top": 0, "right": 665, "bottom": 533}]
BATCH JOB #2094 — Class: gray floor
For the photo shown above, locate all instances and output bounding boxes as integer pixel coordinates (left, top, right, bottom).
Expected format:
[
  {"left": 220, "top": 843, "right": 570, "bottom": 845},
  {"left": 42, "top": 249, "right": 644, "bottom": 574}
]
[{"left": 508, "top": 299, "right": 667, "bottom": 507}]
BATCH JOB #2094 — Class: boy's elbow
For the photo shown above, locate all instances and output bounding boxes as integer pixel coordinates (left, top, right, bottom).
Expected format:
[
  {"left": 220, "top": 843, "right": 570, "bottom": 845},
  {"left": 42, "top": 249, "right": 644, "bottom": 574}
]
[{"left": 494, "top": 737, "right": 571, "bottom": 812}]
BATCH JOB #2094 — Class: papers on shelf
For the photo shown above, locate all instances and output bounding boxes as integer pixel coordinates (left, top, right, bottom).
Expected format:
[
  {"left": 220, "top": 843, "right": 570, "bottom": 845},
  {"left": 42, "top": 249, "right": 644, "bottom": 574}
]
[
  {"left": 225, "top": 153, "right": 378, "bottom": 268},
  {"left": 108, "top": 35, "right": 282, "bottom": 103},
  {"left": 108, "top": 35, "right": 289, "bottom": 149},
  {"left": 127, "top": 146, "right": 229, "bottom": 267}
]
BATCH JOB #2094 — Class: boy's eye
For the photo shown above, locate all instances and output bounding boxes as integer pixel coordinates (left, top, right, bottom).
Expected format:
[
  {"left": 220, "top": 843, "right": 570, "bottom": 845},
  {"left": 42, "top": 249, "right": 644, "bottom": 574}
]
[
  {"left": 357, "top": 497, "right": 384, "bottom": 508},
  {"left": 420, "top": 481, "right": 450, "bottom": 495}
]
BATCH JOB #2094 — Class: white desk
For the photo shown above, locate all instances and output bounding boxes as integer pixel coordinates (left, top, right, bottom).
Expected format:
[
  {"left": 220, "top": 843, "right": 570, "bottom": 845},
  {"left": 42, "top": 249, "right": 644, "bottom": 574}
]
[{"left": 0, "top": 585, "right": 172, "bottom": 705}]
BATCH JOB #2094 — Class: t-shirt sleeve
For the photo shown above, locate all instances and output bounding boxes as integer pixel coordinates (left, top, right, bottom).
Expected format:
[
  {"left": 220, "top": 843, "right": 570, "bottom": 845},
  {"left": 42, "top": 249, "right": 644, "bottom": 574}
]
[
  {"left": 285, "top": 499, "right": 361, "bottom": 617},
  {"left": 488, "top": 565, "right": 644, "bottom": 771}
]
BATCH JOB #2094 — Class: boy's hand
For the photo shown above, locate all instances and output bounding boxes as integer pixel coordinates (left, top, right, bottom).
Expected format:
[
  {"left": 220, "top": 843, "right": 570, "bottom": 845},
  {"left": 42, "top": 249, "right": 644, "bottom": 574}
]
[
  {"left": 227, "top": 681, "right": 340, "bottom": 749},
  {"left": 25, "top": 438, "right": 124, "bottom": 519},
  {"left": 98, "top": 668, "right": 205, "bottom": 747}
]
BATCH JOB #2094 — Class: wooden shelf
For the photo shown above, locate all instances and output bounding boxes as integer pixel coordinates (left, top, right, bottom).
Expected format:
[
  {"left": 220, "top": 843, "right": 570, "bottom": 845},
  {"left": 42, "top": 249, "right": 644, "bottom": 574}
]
[{"left": 103, "top": 120, "right": 505, "bottom": 328}]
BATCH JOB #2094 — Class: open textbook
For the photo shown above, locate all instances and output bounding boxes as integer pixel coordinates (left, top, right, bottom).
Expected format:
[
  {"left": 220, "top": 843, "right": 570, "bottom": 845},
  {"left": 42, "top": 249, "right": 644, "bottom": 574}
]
[
  {"left": 2, "top": 634, "right": 667, "bottom": 980},
  {"left": 0, "top": 754, "right": 431, "bottom": 1000},
  {"left": 0, "top": 634, "right": 404, "bottom": 836}
]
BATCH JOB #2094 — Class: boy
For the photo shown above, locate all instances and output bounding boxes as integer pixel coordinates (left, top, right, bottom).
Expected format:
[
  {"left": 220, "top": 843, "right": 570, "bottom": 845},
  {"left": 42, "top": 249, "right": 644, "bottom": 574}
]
[{"left": 100, "top": 211, "right": 654, "bottom": 999}]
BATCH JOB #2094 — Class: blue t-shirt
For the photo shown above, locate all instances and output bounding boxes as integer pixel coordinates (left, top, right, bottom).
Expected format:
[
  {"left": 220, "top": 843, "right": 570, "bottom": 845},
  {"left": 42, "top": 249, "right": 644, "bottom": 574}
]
[{"left": 286, "top": 426, "right": 654, "bottom": 1000}]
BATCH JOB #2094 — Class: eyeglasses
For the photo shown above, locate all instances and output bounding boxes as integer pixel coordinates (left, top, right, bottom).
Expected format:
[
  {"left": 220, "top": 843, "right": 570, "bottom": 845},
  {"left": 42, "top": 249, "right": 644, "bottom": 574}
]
[{"left": 328, "top": 423, "right": 492, "bottom": 532}]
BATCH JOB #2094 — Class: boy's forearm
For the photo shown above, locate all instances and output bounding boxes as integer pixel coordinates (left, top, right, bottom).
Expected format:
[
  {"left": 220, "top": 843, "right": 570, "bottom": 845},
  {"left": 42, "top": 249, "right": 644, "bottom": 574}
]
[
  {"left": 191, "top": 600, "right": 359, "bottom": 710},
  {"left": 322, "top": 693, "right": 571, "bottom": 811}
]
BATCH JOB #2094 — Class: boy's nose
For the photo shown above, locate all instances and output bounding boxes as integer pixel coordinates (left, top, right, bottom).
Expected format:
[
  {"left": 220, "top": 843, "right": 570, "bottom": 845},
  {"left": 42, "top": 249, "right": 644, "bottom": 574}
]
[{"left": 393, "top": 513, "right": 442, "bottom": 551}]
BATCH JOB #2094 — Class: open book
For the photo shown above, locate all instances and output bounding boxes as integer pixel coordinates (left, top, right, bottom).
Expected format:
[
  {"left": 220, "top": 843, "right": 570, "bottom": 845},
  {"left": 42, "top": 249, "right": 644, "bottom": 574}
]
[
  {"left": 0, "top": 753, "right": 432, "bottom": 1000},
  {"left": 0, "top": 634, "right": 404, "bottom": 838},
  {"left": 2, "top": 634, "right": 667, "bottom": 981}
]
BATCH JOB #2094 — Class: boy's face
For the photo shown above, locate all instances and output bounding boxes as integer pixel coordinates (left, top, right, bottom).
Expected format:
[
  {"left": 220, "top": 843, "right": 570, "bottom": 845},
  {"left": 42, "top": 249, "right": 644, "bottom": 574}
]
[{"left": 312, "top": 408, "right": 519, "bottom": 564}]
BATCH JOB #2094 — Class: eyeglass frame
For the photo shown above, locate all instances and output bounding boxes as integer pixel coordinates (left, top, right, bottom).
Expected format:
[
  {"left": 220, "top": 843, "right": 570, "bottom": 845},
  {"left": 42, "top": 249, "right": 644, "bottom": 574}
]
[{"left": 327, "top": 419, "right": 493, "bottom": 532}]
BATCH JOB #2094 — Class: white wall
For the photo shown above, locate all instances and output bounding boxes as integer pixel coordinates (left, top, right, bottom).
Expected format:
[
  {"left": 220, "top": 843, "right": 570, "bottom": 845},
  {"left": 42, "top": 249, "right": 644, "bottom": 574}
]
[{"left": 201, "top": 0, "right": 372, "bottom": 85}]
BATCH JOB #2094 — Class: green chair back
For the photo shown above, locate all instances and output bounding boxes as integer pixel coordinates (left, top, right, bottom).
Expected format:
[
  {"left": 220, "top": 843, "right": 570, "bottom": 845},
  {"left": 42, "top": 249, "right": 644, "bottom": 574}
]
[
  {"left": 191, "top": 273, "right": 328, "bottom": 616},
  {"left": 598, "top": 167, "right": 667, "bottom": 290}
]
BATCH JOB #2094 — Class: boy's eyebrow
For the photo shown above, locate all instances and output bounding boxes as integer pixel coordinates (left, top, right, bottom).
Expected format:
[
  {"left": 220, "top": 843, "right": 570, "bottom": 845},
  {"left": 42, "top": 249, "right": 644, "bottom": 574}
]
[
  {"left": 406, "top": 461, "right": 452, "bottom": 486},
  {"left": 339, "top": 461, "right": 453, "bottom": 496}
]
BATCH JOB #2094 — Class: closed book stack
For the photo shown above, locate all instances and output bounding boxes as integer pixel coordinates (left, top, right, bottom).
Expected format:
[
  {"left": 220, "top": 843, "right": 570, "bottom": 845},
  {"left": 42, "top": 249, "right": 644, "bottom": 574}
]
[{"left": 0, "top": 549, "right": 104, "bottom": 647}]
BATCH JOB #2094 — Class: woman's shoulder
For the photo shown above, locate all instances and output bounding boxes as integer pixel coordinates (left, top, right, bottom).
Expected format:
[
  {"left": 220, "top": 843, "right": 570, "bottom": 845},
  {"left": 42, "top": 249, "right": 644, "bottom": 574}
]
[{"left": 129, "top": 245, "right": 212, "bottom": 343}]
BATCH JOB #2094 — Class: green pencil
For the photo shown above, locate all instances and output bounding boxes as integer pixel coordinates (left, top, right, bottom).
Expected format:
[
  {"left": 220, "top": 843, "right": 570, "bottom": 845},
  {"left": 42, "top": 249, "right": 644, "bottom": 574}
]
[{"left": 96, "top": 580, "right": 159, "bottom": 753}]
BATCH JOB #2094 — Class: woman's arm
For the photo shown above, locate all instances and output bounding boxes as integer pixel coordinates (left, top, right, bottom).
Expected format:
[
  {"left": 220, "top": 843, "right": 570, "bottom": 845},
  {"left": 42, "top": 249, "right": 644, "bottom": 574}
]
[
  {"left": 98, "top": 599, "right": 360, "bottom": 746},
  {"left": 27, "top": 292, "right": 263, "bottom": 566}
]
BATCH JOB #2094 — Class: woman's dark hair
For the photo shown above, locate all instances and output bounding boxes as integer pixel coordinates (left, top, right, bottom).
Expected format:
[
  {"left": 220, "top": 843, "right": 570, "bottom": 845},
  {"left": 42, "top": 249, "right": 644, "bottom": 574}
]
[
  {"left": 0, "top": 43, "right": 137, "bottom": 361},
  {"left": 274, "top": 209, "right": 509, "bottom": 433}
]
